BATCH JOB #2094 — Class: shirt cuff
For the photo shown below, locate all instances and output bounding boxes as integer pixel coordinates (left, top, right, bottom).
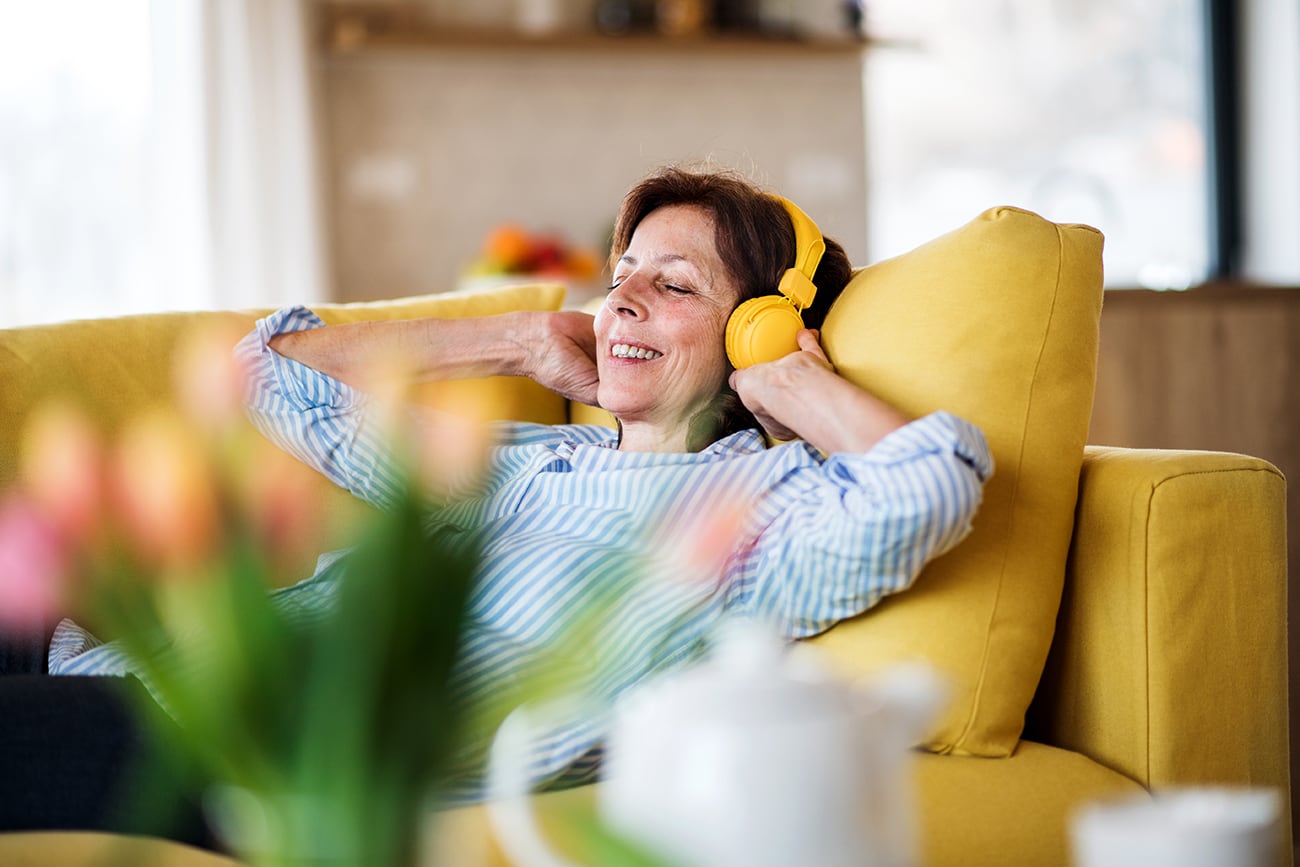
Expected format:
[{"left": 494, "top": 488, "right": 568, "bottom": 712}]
[
  {"left": 834, "top": 410, "right": 994, "bottom": 482},
  {"left": 243, "top": 305, "right": 366, "bottom": 412}
]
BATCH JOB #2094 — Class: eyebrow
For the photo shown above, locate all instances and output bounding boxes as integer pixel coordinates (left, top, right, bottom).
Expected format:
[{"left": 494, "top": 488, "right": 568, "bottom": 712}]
[{"left": 616, "top": 253, "right": 692, "bottom": 268}]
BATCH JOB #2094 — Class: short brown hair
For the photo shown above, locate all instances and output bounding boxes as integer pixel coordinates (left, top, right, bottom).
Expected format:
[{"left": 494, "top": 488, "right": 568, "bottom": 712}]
[
  {"left": 610, "top": 166, "right": 853, "bottom": 330},
  {"left": 610, "top": 166, "right": 855, "bottom": 447}
]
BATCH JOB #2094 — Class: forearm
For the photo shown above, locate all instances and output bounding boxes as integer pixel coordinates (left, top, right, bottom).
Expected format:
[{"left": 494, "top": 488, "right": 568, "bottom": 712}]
[
  {"left": 267, "top": 312, "right": 536, "bottom": 389},
  {"left": 750, "top": 359, "right": 912, "bottom": 454},
  {"left": 744, "top": 411, "right": 992, "bottom": 638}
]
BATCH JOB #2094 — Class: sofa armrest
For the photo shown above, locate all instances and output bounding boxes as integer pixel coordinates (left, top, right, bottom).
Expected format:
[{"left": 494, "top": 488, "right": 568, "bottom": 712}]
[{"left": 1029, "top": 445, "right": 1289, "bottom": 799}]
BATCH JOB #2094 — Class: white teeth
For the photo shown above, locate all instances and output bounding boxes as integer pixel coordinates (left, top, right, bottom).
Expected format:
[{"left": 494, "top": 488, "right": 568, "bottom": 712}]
[{"left": 611, "top": 343, "right": 662, "bottom": 360}]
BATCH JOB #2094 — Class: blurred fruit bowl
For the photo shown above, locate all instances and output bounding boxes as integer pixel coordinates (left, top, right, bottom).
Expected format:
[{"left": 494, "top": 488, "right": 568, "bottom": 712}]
[{"left": 465, "top": 223, "right": 603, "bottom": 282}]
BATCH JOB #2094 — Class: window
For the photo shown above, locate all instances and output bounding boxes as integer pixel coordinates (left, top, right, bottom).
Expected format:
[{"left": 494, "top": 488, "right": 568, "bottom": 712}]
[
  {"left": 0, "top": 0, "right": 323, "bottom": 328},
  {"left": 863, "top": 0, "right": 1211, "bottom": 289},
  {"left": 0, "top": 2, "right": 201, "bottom": 326}
]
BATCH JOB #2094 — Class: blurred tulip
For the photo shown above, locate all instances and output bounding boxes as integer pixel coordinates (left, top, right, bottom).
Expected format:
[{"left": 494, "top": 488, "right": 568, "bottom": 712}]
[
  {"left": 239, "top": 438, "right": 330, "bottom": 576},
  {"left": 0, "top": 494, "right": 69, "bottom": 629},
  {"left": 110, "top": 410, "right": 221, "bottom": 571},
  {"left": 19, "top": 399, "right": 105, "bottom": 544},
  {"left": 173, "top": 322, "right": 255, "bottom": 434},
  {"left": 408, "top": 385, "right": 492, "bottom": 499},
  {"left": 666, "top": 499, "right": 750, "bottom": 587}
]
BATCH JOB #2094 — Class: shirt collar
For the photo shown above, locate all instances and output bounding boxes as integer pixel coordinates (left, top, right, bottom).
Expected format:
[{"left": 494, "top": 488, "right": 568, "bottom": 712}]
[{"left": 556, "top": 427, "right": 767, "bottom": 467}]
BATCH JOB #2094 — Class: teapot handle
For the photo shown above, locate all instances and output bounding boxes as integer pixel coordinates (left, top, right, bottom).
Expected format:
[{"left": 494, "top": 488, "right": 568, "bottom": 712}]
[{"left": 486, "top": 706, "right": 580, "bottom": 867}]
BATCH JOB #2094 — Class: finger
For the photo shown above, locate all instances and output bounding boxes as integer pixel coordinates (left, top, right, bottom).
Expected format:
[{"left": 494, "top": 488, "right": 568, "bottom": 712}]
[{"left": 796, "top": 329, "right": 830, "bottom": 362}]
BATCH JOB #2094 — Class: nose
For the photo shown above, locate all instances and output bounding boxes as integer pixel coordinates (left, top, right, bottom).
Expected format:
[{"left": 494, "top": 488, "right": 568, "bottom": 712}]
[{"left": 606, "top": 274, "right": 648, "bottom": 320}]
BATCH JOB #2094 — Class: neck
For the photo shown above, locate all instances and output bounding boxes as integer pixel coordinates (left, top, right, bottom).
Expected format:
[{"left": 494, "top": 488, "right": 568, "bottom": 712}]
[{"left": 616, "top": 419, "right": 692, "bottom": 453}]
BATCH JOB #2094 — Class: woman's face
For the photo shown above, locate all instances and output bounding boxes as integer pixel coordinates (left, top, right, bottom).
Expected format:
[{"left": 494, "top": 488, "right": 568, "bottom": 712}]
[{"left": 594, "top": 204, "right": 741, "bottom": 440}]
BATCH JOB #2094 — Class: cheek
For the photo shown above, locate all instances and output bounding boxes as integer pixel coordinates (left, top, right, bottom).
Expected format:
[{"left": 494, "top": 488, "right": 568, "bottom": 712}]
[
  {"left": 694, "top": 307, "right": 732, "bottom": 360},
  {"left": 676, "top": 308, "right": 732, "bottom": 383},
  {"left": 592, "top": 303, "right": 613, "bottom": 335}
]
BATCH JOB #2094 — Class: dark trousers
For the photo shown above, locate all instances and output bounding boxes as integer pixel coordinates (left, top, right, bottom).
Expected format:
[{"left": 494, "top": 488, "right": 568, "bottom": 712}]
[{"left": 0, "top": 625, "right": 221, "bottom": 852}]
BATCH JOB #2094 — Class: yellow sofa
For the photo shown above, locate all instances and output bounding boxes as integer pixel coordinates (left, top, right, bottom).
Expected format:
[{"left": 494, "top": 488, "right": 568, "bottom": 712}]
[{"left": 0, "top": 212, "right": 1290, "bottom": 866}]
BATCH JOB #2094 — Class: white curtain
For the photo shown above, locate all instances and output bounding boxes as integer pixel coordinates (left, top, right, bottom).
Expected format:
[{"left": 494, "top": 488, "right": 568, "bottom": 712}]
[
  {"left": 196, "top": 0, "right": 327, "bottom": 310},
  {"left": 0, "top": 0, "right": 325, "bottom": 327}
]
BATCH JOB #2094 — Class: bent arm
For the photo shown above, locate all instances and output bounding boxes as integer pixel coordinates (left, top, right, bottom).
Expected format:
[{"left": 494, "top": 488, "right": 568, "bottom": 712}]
[
  {"left": 741, "top": 412, "right": 993, "bottom": 638},
  {"left": 268, "top": 309, "right": 599, "bottom": 405},
  {"left": 237, "top": 307, "right": 410, "bottom": 509}
]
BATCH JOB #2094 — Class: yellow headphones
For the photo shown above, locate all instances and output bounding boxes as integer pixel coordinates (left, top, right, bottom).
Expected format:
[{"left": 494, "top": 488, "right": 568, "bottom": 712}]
[{"left": 724, "top": 196, "right": 826, "bottom": 369}]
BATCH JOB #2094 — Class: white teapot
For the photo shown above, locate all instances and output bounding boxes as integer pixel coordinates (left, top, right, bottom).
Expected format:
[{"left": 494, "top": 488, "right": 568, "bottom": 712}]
[{"left": 487, "top": 621, "right": 946, "bottom": 867}]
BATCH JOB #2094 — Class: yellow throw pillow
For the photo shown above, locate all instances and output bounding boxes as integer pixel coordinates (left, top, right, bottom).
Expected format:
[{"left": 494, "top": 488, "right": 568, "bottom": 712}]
[{"left": 810, "top": 206, "right": 1104, "bottom": 757}]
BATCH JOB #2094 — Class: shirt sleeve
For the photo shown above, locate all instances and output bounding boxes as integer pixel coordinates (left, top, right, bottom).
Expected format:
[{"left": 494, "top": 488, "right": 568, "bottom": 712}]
[
  {"left": 236, "top": 306, "right": 410, "bottom": 511},
  {"left": 736, "top": 410, "right": 993, "bottom": 639}
]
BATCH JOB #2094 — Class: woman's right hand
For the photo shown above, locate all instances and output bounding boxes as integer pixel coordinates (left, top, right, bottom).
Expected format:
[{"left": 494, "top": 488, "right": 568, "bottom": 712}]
[{"left": 516, "top": 311, "right": 599, "bottom": 406}]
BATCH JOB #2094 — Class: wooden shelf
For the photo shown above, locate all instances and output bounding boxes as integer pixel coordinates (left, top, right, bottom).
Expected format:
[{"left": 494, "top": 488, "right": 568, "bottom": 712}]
[{"left": 321, "top": 3, "right": 874, "bottom": 57}]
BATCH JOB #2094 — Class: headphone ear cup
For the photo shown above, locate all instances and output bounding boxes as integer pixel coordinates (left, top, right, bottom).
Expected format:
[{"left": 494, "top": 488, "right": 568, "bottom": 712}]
[{"left": 725, "top": 295, "right": 805, "bottom": 369}]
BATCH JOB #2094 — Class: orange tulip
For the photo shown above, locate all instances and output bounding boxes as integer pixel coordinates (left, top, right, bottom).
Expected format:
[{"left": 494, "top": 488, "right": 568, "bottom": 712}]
[
  {"left": 173, "top": 322, "right": 255, "bottom": 434},
  {"left": 110, "top": 410, "right": 221, "bottom": 571},
  {"left": 19, "top": 400, "right": 105, "bottom": 545}
]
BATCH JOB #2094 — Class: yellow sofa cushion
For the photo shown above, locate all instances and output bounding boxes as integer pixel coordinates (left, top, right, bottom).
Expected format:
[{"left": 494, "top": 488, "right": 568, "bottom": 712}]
[
  {"left": 425, "top": 740, "right": 1142, "bottom": 867},
  {"left": 809, "top": 207, "right": 1104, "bottom": 757}
]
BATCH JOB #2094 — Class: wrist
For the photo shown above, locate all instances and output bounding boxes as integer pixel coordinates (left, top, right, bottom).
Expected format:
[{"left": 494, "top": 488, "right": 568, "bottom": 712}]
[{"left": 496, "top": 310, "right": 547, "bottom": 379}]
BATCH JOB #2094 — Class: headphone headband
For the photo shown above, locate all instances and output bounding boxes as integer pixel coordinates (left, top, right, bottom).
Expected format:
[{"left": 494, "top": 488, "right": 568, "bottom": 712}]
[
  {"left": 724, "top": 196, "right": 826, "bottom": 369},
  {"left": 772, "top": 196, "right": 825, "bottom": 311}
]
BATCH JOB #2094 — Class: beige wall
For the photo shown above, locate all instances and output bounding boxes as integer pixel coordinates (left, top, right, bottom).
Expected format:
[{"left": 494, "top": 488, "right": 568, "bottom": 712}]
[{"left": 318, "top": 43, "right": 869, "bottom": 303}]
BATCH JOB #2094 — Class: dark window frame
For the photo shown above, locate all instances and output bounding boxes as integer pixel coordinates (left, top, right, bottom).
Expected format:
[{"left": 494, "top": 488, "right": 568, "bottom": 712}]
[{"left": 1204, "top": 0, "right": 1241, "bottom": 280}]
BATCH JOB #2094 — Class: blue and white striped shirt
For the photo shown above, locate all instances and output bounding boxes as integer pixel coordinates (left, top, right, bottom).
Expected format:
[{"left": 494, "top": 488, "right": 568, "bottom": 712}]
[{"left": 51, "top": 305, "right": 992, "bottom": 801}]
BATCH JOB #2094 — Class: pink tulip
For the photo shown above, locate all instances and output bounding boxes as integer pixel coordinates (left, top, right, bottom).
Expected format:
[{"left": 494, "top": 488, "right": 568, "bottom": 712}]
[
  {"left": 0, "top": 494, "right": 69, "bottom": 629},
  {"left": 677, "top": 501, "right": 750, "bottom": 582},
  {"left": 239, "top": 438, "right": 329, "bottom": 574}
]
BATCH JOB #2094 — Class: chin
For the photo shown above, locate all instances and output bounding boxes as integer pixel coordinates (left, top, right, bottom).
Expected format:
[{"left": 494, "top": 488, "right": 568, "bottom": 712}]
[{"left": 596, "top": 386, "right": 643, "bottom": 419}]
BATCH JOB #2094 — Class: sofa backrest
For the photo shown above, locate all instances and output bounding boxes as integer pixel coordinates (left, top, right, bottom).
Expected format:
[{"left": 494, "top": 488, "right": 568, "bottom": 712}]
[{"left": 0, "top": 283, "right": 569, "bottom": 586}]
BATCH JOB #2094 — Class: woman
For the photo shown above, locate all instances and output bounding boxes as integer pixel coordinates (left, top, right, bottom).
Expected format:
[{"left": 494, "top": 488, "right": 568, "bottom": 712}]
[
  {"left": 11, "top": 167, "right": 991, "bottom": 833},
  {"left": 219, "top": 166, "right": 991, "bottom": 798}
]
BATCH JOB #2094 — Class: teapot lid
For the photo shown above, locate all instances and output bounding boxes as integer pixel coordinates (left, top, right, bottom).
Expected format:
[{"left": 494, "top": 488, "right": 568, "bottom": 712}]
[{"left": 628, "top": 619, "right": 852, "bottom": 727}]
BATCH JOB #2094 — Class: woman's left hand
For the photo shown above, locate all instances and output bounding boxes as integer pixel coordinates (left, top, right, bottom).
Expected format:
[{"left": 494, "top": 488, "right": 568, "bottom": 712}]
[
  {"left": 728, "top": 330, "right": 834, "bottom": 442},
  {"left": 729, "top": 329, "right": 912, "bottom": 453}
]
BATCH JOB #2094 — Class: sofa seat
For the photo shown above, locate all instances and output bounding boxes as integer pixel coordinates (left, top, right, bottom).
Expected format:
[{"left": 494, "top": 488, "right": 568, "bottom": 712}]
[
  {"left": 911, "top": 740, "right": 1146, "bottom": 866},
  {"left": 0, "top": 743, "right": 1148, "bottom": 867},
  {"left": 423, "top": 740, "right": 1146, "bottom": 867},
  {"left": 0, "top": 830, "right": 240, "bottom": 867}
]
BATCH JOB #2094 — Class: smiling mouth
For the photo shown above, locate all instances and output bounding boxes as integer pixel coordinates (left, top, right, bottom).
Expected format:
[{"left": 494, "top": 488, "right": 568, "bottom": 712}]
[{"left": 610, "top": 343, "right": 663, "bottom": 360}]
